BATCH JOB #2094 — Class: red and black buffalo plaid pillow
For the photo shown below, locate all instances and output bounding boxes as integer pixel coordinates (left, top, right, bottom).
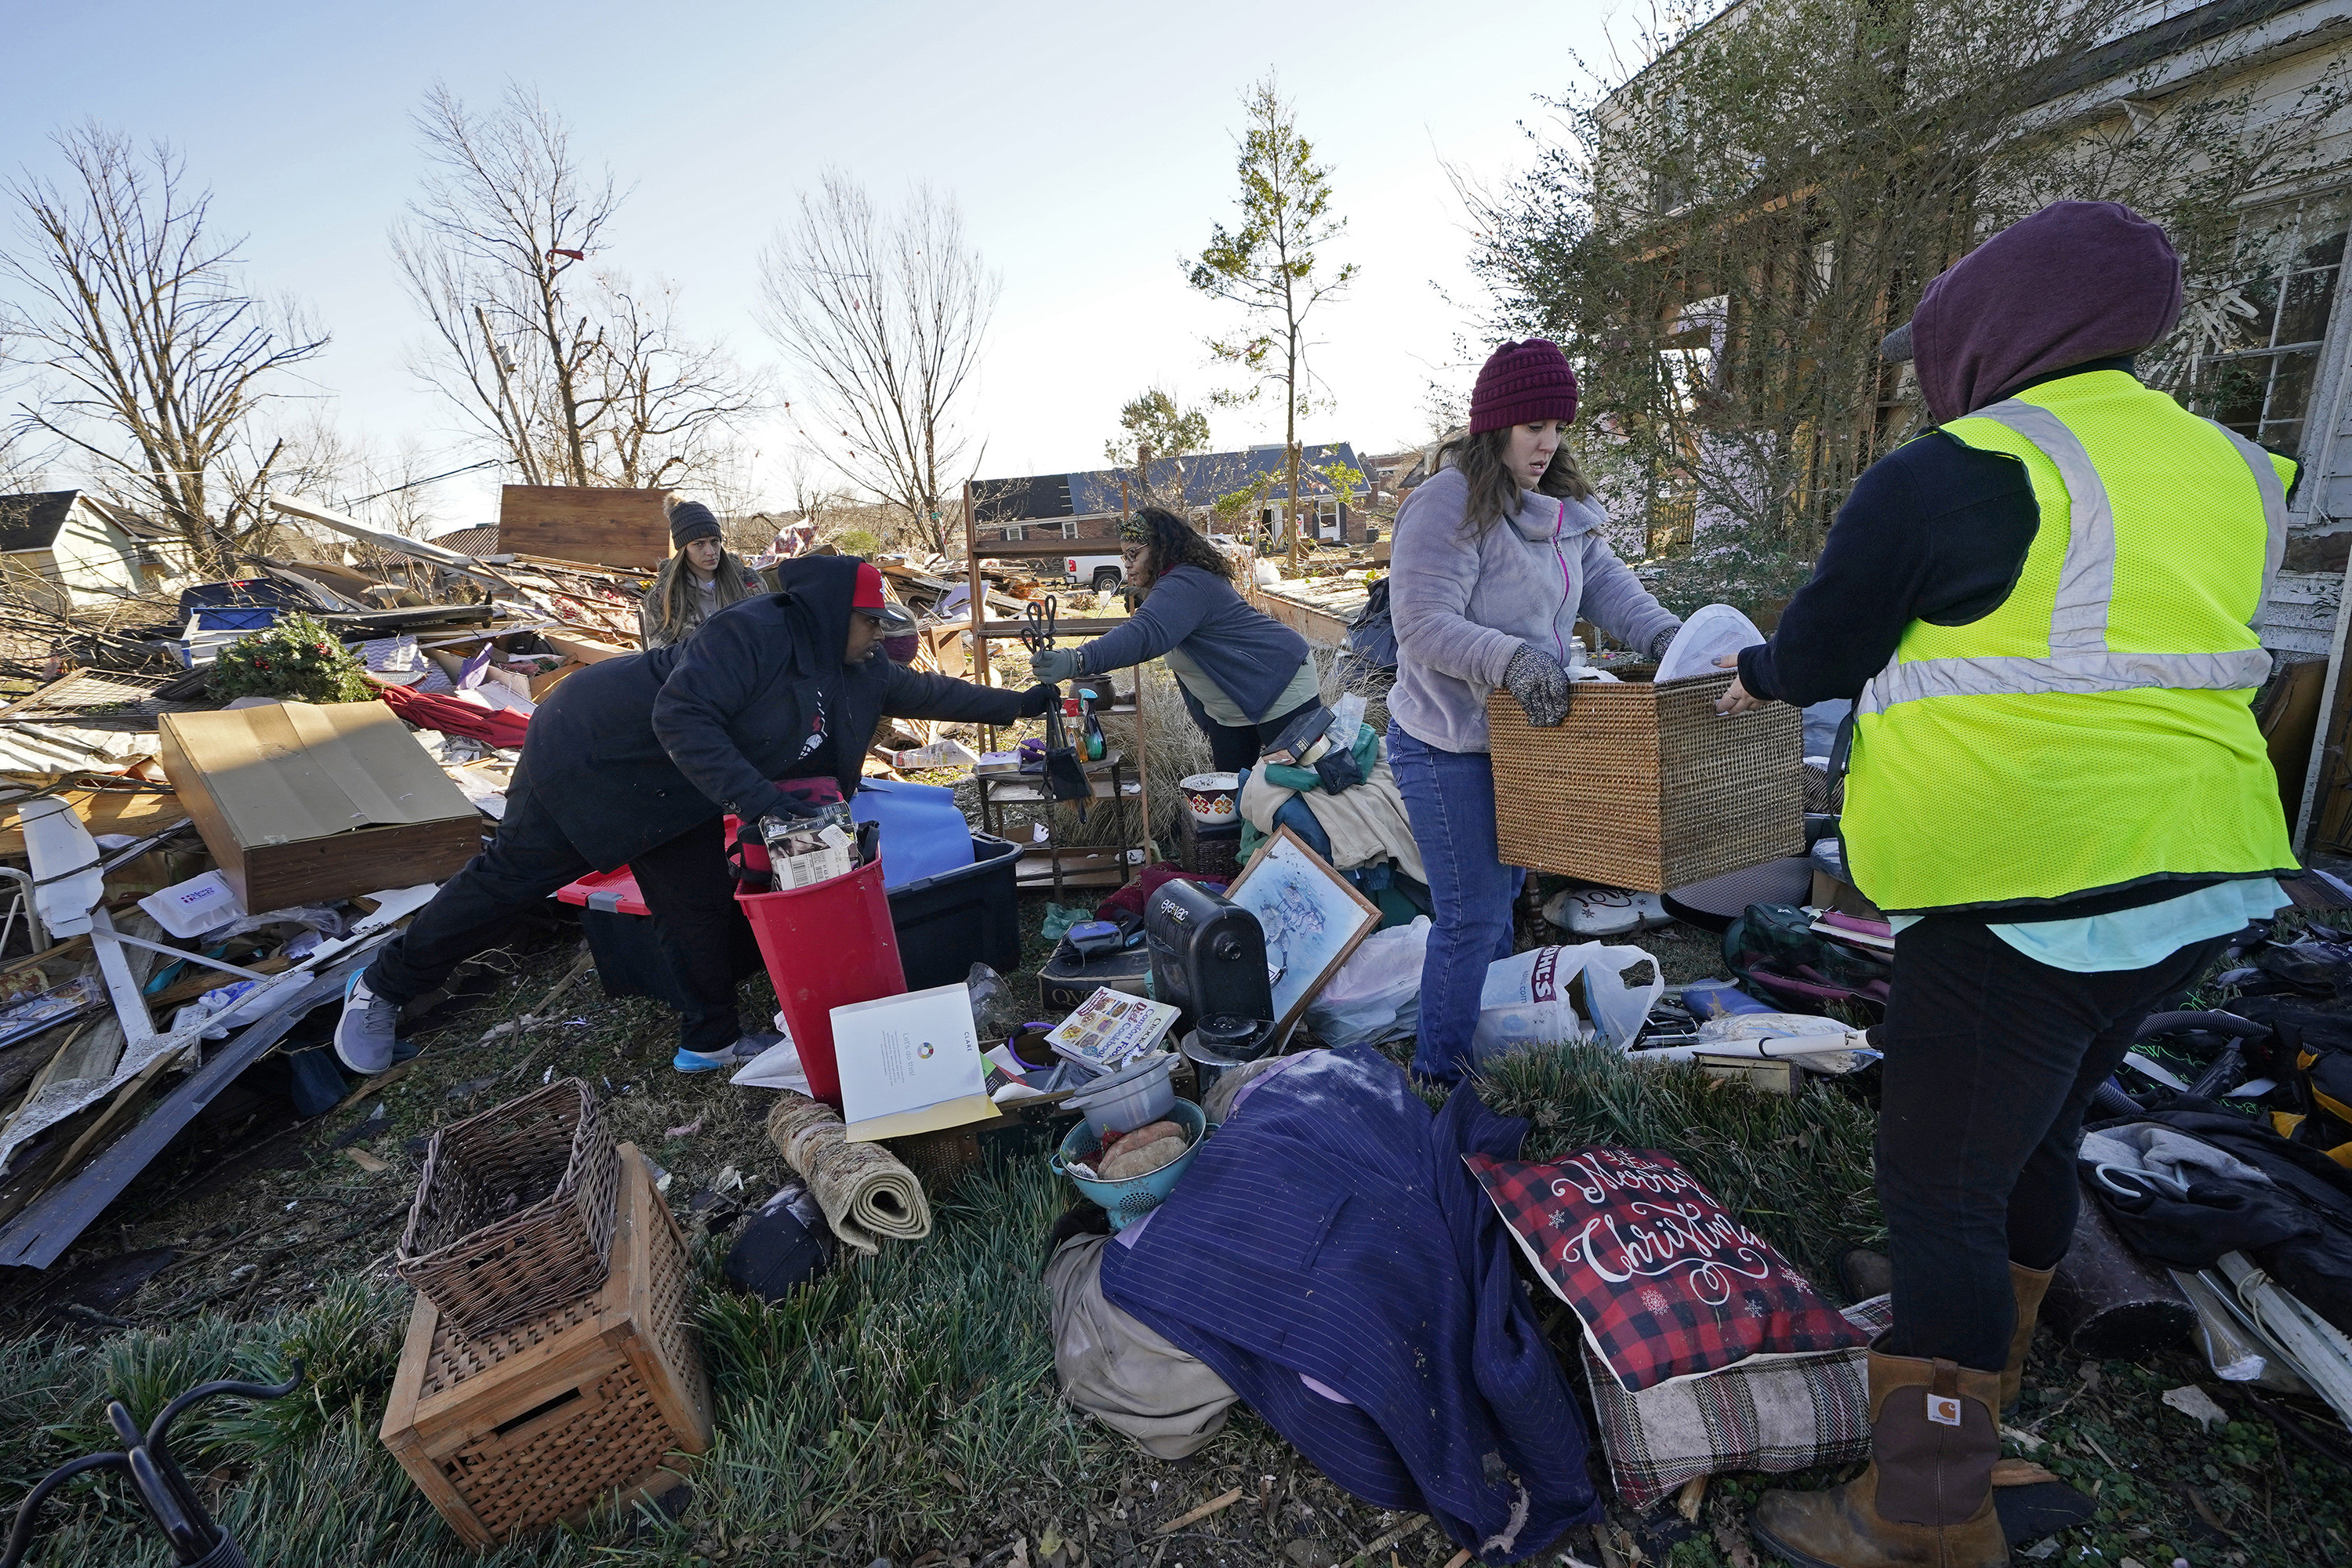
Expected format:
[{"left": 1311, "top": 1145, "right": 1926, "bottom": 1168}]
[{"left": 1466, "top": 1145, "right": 1866, "bottom": 1392}]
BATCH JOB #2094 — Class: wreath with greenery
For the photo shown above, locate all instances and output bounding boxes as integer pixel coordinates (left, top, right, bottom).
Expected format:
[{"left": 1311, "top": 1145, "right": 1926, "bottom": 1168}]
[{"left": 206, "top": 612, "right": 374, "bottom": 705}]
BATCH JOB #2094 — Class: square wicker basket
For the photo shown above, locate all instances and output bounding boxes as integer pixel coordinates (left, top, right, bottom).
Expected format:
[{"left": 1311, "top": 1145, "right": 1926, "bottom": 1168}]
[
  {"left": 396, "top": 1077, "right": 619, "bottom": 1340},
  {"left": 380, "top": 1144, "right": 713, "bottom": 1548},
  {"left": 1485, "top": 672, "right": 1804, "bottom": 893}
]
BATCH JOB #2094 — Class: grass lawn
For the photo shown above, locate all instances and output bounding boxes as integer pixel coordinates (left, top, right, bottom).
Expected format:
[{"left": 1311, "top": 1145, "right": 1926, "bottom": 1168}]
[{"left": 0, "top": 902, "right": 2346, "bottom": 1566}]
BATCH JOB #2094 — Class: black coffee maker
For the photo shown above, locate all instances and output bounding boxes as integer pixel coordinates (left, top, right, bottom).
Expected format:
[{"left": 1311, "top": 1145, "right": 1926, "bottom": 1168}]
[{"left": 1143, "top": 878, "right": 1273, "bottom": 1034}]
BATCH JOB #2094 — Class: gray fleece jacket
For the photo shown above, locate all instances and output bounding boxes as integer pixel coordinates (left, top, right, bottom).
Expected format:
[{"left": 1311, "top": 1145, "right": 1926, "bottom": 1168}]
[
  {"left": 1077, "top": 564, "right": 1310, "bottom": 722},
  {"left": 1388, "top": 467, "right": 1680, "bottom": 753}
]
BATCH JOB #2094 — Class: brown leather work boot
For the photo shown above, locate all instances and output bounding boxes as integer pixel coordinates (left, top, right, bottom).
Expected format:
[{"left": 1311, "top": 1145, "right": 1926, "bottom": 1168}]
[
  {"left": 2002, "top": 1261, "right": 2056, "bottom": 1415},
  {"left": 1751, "top": 1344, "right": 2007, "bottom": 1568}
]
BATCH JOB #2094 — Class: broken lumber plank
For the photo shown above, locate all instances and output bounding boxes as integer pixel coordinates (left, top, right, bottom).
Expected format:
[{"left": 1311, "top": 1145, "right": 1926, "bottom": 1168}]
[{"left": 0, "top": 953, "right": 372, "bottom": 1269}]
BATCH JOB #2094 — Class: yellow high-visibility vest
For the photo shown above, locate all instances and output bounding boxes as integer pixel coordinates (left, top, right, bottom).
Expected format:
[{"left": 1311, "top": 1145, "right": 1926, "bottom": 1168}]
[{"left": 1842, "top": 371, "right": 2297, "bottom": 914}]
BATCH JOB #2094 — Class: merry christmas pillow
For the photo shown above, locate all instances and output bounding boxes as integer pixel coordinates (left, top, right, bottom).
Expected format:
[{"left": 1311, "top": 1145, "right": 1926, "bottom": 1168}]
[{"left": 1467, "top": 1145, "right": 1866, "bottom": 1392}]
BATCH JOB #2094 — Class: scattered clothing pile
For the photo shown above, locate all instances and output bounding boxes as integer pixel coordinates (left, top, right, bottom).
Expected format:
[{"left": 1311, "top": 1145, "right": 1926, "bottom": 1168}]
[{"left": 1096, "top": 1045, "right": 1603, "bottom": 1560}]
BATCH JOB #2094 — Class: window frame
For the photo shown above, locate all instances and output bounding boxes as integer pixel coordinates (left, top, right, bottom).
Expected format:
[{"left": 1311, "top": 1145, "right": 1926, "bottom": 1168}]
[{"left": 2192, "top": 195, "right": 2351, "bottom": 468}]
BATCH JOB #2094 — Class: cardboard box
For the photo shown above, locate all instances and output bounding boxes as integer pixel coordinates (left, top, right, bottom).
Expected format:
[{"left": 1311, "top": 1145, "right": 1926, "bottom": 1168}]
[
  {"left": 481, "top": 659, "right": 582, "bottom": 704},
  {"left": 158, "top": 701, "right": 485, "bottom": 912},
  {"left": 1809, "top": 866, "right": 1886, "bottom": 923},
  {"left": 543, "top": 630, "right": 637, "bottom": 665}
]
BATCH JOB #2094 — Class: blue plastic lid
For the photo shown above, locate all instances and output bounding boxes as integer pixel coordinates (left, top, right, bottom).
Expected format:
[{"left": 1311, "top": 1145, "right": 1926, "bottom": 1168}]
[{"left": 851, "top": 779, "right": 975, "bottom": 891}]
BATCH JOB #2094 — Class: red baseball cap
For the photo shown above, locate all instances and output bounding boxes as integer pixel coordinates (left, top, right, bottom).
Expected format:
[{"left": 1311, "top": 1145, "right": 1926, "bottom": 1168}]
[{"left": 851, "top": 561, "right": 916, "bottom": 634}]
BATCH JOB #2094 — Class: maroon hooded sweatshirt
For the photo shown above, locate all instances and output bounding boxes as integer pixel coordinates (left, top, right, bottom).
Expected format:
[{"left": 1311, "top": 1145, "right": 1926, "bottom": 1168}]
[
  {"left": 1735, "top": 199, "right": 2267, "bottom": 920},
  {"left": 1739, "top": 201, "right": 2213, "bottom": 709}
]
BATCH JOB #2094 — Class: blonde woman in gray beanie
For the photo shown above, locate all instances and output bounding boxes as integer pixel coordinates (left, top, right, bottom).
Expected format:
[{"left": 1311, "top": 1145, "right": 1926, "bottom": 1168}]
[{"left": 640, "top": 495, "right": 766, "bottom": 648}]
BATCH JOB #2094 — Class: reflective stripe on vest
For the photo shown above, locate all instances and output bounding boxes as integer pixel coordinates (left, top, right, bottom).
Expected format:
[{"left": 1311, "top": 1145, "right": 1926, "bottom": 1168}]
[{"left": 1855, "top": 399, "right": 2287, "bottom": 719}]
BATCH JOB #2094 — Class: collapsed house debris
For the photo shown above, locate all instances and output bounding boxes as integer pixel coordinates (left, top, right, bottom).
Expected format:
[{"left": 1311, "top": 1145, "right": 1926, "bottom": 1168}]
[
  {"left": 0, "top": 484, "right": 1036, "bottom": 1280},
  {"left": 1, "top": 448, "right": 2347, "bottom": 1568}
]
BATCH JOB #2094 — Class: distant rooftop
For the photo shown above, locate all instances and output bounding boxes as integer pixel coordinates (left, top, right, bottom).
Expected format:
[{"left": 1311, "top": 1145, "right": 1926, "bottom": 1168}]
[{"left": 974, "top": 444, "right": 1367, "bottom": 524}]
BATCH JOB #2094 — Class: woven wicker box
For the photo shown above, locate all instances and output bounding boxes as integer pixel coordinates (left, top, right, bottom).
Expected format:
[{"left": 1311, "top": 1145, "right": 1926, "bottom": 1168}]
[
  {"left": 1486, "top": 673, "right": 1803, "bottom": 893},
  {"left": 397, "top": 1077, "right": 619, "bottom": 1339},
  {"left": 381, "top": 1144, "right": 713, "bottom": 1548},
  {"left": 885, "top": 1125, "right": 985, "bottom": 1196}
]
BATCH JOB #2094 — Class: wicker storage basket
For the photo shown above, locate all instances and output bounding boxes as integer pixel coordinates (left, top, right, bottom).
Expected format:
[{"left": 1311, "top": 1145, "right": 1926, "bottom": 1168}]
[
  {"left": 380, "top": 1144, "right": 712, "bottom": 1548},
  {"left": 1486, "top": 673, "right": 1803, "bottom": 893},
  {"left": 397, "top": 1077, "right": 619, "bottom": 1339},
  {"left": 885, "top": 1125, "right": 986, "bottom": 1196},
  {"left": 1176, "top": 811, "right": 1243, "bottom": 880}
]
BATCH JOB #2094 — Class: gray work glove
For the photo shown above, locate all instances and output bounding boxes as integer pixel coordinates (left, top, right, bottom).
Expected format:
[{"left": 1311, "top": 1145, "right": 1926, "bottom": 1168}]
[
  {"left": 1504, "top": 644, "right": 1574, "bottom": 728},
  {"left": 1648, "top": 624, "right": 1682, "bottom": 662},
  {"left": 1030, "top": 647, "right": 1084, "bottom": 684}
]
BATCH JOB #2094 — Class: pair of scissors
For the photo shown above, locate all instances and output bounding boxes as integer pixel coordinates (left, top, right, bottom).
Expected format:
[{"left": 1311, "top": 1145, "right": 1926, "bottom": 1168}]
[{"left": 1022, "top": 596, "right": 1058, "bottom": 655}]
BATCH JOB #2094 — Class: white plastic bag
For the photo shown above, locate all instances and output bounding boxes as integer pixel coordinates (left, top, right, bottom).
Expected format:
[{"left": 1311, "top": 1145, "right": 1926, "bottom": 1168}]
[
  {"left": 1305, "top": 917, "right": 1429, "bottom": 1047},
  {"left": 1470, "top": 942, "right": 1663, "bottom": 1064},
  {"left": 1653, "top": 604, "right": 1766, "bottom": 684},
  {"left": 731, "top": 1015, "right": 812, "bottom": 1093}
]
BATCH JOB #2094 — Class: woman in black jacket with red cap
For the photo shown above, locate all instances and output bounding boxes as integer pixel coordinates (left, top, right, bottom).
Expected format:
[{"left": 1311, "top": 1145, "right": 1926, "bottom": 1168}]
[{"left": 334, "top": 557, "right": 1051, "bottom": 1076}]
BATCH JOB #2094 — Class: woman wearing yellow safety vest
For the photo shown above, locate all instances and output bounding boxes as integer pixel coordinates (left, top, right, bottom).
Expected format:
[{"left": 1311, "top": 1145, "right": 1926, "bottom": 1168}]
[{"left": 1717, "top": 201, "right": 2298, "bottom": 1568}]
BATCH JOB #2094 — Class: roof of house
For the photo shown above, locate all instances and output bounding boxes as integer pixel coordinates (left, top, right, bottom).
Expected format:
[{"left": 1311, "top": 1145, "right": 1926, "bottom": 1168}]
[
  {"left": 78, "top": 496, "right": 182, "bottom": 543},
  {"left": 427, "top": 524, "right": 499, "bottom": 557},
  {"left": 0, "top": 491, "right": 82, "bottom": 554},
  {"left": 973, "top": 474, "right": 1073, "bottom": 525},
  {"left": 975, "top": 443, "right": 1367, "bottom": 524}
]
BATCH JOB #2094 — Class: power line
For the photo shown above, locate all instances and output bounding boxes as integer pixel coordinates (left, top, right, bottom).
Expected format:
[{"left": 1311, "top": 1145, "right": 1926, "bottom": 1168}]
[{"left": 339, "top": 459, "right": 503, "bottom": 510}]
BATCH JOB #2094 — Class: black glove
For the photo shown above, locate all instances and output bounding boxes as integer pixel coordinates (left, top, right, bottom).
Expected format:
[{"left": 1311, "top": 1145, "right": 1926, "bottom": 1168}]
[
  {"left": 1648, "top": 624, "right": 1682, "bottom": 663},
  {"left": 734, "top": 793, "right": 817, "bottom": 851},
  {"left": 1020, "top": 682, "right": 1058, "bottom": 717},
  {"left": 1503, "top": 644, "right": 1573, "bottom": 728}
]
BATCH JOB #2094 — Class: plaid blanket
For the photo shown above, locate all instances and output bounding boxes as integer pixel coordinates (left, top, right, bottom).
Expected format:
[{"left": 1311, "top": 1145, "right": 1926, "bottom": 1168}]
[
  {"left": 1467, "top": 1146, "right": 1867, "bottom": 1391},
  {"left": 1584, "top": 1294, "right": 1894, "bottom": 1510}
]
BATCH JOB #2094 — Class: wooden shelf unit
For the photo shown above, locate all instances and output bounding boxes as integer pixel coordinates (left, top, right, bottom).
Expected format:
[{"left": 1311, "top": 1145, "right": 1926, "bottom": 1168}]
[{"left": 961, "top": 480, "right": 1158, "bottom": 889}]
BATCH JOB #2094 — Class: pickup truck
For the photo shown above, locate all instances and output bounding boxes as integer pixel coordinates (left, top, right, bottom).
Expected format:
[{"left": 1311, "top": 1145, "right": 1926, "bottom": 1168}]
[{"left": 1062, "top": 554, "right": 1124, "bottom": 593}]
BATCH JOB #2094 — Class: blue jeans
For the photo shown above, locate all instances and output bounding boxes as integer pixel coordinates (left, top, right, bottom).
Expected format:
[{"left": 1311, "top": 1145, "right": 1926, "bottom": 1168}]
[{"left": 1388, "top": 723, "right": 1524, "bottom": 1080}]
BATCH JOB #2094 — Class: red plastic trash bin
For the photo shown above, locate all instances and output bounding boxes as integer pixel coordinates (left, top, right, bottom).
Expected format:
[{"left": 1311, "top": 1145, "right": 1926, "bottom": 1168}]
[{"left": 735, "top": 852, "right": 905, "bottom": 1107}]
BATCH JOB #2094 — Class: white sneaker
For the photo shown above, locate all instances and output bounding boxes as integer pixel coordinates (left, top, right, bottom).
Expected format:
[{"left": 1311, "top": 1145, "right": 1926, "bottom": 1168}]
[
  {"left": 333, "top": 972, "right": 402, "bottom": 1076},
  {"left": 1542, "top": 887, "right": 1669, "bottom": 938}
]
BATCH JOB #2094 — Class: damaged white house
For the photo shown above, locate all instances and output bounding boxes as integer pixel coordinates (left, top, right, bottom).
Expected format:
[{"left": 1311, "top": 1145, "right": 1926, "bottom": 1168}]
[{"left": 0, "top": 490, "right": 194, "bottom": 611}]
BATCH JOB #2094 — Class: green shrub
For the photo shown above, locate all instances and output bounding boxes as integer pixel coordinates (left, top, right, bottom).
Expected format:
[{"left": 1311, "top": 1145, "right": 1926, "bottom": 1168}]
[{"left": 207, "top": 613, "right": 372, "bottom": 705}]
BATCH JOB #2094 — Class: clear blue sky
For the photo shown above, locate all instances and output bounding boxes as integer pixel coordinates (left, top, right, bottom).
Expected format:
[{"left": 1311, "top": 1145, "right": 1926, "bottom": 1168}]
[{"left": 3, "top": 1, "right": 1628, "bottom": 530}]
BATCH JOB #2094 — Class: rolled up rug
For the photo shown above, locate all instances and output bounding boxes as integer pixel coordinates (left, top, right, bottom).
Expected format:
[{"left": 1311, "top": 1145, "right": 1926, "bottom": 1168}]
[{"left": 764, "top": 1091, "right": 932, "bottom": 1254}]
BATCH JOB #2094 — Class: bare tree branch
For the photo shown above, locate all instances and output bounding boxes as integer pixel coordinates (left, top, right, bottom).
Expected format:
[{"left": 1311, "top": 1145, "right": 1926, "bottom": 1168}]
[
  {"left": 1188, "top": 74, "right": 1356, "bottom": 564},
  {"left": 758, "top": 172, "right": 999, "bottom": 557},
  {"left": 2, "top": 123, "right": 328, "bottom": 572},
  {"left": 394, "top": 82, "right": 760, "bottom": 493}
]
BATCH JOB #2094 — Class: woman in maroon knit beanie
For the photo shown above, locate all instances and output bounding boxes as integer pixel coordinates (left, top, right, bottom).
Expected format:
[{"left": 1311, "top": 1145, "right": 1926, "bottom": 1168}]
[{"left": 1385, "top": 339, "right": 1682, "bottom": 1081}]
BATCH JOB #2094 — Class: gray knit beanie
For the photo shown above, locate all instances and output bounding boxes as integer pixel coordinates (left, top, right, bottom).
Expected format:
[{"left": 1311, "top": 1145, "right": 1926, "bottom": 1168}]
[{"left": 666, "top": 495, "right": 721, "bottom": 548}]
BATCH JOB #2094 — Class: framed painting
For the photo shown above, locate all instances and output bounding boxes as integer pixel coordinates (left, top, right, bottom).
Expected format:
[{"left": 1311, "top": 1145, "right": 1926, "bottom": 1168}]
[{"left": 1225, "top": 826, "right": 1382, "bottom": 1044}]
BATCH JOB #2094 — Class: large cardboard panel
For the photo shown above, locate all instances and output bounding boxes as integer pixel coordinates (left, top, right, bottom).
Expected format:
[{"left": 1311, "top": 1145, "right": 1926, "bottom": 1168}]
[
  {"left": 543, "top": 630, "right": 637, "bottom": 663},
  {"left": 159, "top": 702, "right": 483, "bottom": 910},
  {"left": 498, "top": 486, "right": 672, "bottom": 569}
]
